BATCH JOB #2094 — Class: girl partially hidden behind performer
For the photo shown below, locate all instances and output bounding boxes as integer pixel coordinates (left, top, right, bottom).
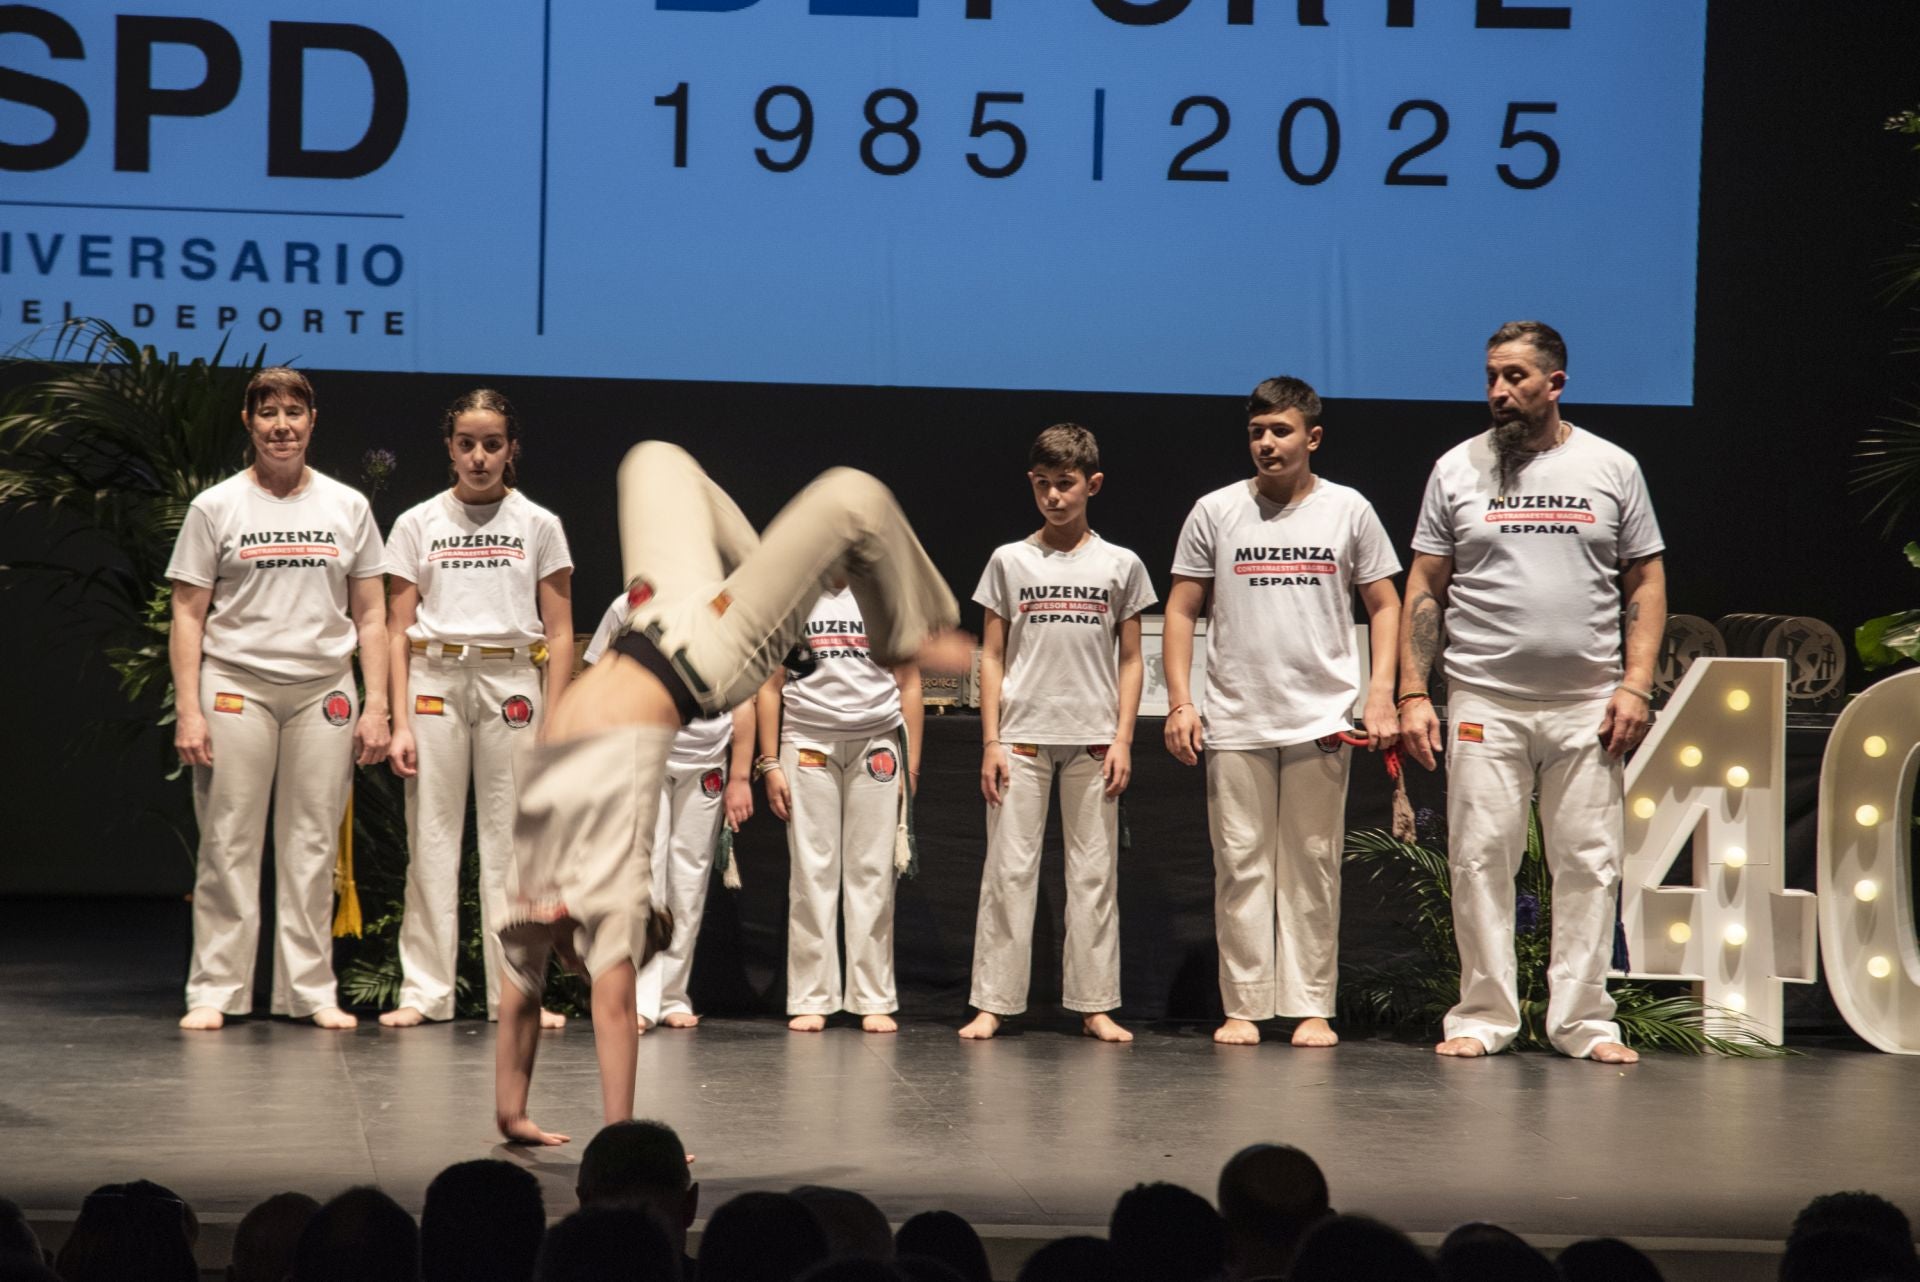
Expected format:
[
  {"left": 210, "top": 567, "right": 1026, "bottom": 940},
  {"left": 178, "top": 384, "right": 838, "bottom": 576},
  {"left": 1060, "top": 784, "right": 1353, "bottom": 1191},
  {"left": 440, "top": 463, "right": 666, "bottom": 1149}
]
[
  {"left": 493, "top": 441, "right": 970, "bottom": 1144},
  {"left": 379, "top": 389, "right": 575, "bottom": 1031},
  {"left": 167, "top": 367, "right": 390, "bottom": 1031}
]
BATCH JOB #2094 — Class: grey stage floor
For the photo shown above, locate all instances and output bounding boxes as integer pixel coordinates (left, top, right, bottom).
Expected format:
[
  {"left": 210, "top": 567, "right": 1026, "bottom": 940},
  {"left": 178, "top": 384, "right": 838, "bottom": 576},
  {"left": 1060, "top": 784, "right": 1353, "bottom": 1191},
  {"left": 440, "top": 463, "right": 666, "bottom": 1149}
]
[{"left": 5, "top": 902, "right": 1920, "bottom": 1269}]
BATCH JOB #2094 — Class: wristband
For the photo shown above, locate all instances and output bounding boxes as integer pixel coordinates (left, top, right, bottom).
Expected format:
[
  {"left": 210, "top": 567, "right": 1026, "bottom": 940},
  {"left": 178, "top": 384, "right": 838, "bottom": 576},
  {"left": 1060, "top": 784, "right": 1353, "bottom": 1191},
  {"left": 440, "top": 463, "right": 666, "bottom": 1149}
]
[
  {"left": 1168, "top": 702, "right": 1194, "bottom": 717},
  {"left": 1617, "top": 684, "right": 1653, "bottom": 703},
  {"left": 984, "top": 739, "right": 1000, "bottom": 747},
  {"left": 1395, "top": 692, "right": 1430, "bottom": 706},
  {"left": 752, "top": 755, "right": 782, "bottom": 780}
]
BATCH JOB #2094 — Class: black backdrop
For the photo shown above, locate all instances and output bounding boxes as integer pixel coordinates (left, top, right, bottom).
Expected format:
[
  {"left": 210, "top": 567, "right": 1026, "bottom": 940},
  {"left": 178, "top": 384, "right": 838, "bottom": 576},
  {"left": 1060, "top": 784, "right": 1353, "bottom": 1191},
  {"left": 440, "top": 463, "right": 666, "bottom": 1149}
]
[{"left": 4, "top": 0, "right": 1917, "bottom": 1012}]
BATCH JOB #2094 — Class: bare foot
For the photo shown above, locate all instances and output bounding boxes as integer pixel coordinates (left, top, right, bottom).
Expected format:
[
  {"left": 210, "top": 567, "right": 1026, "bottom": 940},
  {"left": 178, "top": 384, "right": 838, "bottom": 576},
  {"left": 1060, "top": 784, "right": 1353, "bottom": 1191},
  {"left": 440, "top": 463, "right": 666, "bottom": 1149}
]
[
  {"left": 862, "top": 1014, "right": 898, "bottom": 1034},
  {"left": 662, "top": 1012, "right": 700, "bottom": 1028},
  {"left": 636, "top": 1015, "right": 653, "bottom": 1036},
  {"left": 1589, "top": 1041, "right": 1640, "bottom": 1064},
  {"left": 788, "top": 1015, "right": 826, "bottom": 1033},
  {"left": 1214, "top": 1018, "right": 1261, "bottom": 1045},
  {"left": 499, "top": 1116, "right": 569, "bottom": 1146},
  {"left": 378, "top": 1007, "right": 425, "bottom": 1028},
  {"left": 540, "top": 1008, "right": 567, "bottom": 1030},
  {"left": 1291, "top": 1017, "right": 1338, "bottom": 1048},
  {"left": 958, "top": 1012, "right": 1001, "bottom": 1040},
  {"left": 1435, "top": 1036, "right": 1488, "bottom": 1057},
  {"left": 311, "top": 1007, "right": 358, "bottom": 1030},
  {"left": 1083, "top": 1013, "right": 1134, "bottom": 1043},
  {"left": 179, "top": 1007, "right": 224, "bottom": 1031}
]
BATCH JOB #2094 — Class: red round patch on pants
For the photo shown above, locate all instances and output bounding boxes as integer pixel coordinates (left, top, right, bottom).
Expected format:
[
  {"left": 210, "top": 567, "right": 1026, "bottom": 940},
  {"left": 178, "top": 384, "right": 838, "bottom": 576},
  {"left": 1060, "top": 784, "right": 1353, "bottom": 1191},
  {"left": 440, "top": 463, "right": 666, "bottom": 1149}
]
[
  {"left": 322, "top": 691, "right": 352, "bottom": 726},
  {"left": 501, "top": 695, "right": 534, "bottom": 729}
]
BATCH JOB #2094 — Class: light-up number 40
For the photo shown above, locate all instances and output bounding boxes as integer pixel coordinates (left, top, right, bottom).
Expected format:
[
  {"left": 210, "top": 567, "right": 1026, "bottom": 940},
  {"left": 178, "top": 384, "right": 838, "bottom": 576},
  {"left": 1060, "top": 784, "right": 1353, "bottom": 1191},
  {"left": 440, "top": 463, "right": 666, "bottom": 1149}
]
[{"left": 1617, "top": 659, "right": 1920, "bottom": 1052}]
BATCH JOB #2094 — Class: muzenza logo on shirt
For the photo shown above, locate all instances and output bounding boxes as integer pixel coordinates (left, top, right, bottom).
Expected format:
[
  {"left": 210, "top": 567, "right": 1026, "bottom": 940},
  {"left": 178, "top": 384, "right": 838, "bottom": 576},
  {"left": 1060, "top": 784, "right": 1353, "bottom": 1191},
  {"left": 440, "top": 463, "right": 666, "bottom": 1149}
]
[
  {"left": 1231, "top": 546, "right": 1337, "bottom": 588},
  {"left": 427, "top": 533, "right": 527, "bottom": 569},
  {"left": 1482, "top": 494, "right": 1596, "bottom": 536},
  {"left": 1016, "top": 585, "right": 1110, "bottom": 626},
  {"left": 236, "top": 529, "right": 340, "bottom": 569},
  {"left": 804, "top": 618, "right": 869, "bottom": 661}
]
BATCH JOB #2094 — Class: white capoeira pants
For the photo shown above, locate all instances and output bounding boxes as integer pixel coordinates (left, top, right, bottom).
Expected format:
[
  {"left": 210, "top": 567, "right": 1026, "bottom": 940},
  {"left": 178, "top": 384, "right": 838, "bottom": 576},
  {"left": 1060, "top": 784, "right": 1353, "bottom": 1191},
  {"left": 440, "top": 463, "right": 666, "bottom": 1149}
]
[
  {"left": 617, "top": 443, "right": 956, "bottom": 717},
  {"left": 1442, "top": 684, "right": 1624, "bottom": 1057},
  {"left": 499, "top": 442, "right": 958, "bottom": 989},
  {"left": 187, "top": 660, "right": 356, "bottom": 1017},
  {"left": 1207, "top": 740, "right": 1352, "bottom": 1021},
  {"left": 783, "top": 734, "right": 901, "bottom": 1016},
  {"left": 395, "top": 653, "right": 543, "bottom": 1021},
  {"left": 969, "top": 744, "right": 1121, "bottom": 1016},
  {"left": 634, "top": 760, "right": 729, "bottom": 1024}
]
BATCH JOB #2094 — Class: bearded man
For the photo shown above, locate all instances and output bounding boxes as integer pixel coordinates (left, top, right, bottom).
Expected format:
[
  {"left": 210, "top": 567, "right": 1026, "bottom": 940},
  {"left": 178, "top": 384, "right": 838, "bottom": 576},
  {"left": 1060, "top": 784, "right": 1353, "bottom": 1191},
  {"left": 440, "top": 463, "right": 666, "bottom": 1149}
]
[{"left": 1396, "top": 320, "right": 1666, "bottom": 1063}]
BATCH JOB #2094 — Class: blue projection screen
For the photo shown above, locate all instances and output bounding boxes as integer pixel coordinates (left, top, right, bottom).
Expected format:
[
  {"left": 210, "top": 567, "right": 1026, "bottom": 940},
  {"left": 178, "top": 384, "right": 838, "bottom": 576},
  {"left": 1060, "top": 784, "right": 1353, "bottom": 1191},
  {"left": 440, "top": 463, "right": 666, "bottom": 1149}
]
[{"left": 0, "top": 1, "right": 1704, "bottom": 403}]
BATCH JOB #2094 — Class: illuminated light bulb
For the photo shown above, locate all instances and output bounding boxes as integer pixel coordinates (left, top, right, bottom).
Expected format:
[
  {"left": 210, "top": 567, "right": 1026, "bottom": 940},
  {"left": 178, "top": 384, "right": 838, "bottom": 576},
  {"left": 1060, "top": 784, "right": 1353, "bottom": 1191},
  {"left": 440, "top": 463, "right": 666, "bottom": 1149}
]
[
  {"left": 1725, "top": 765, "right": 1750, "bottom": 788},
  {"left": 1632, "top": 796, "right": 1657, "bottom": 820},
  {"left": 1855, "top": 879, "right": 1881, "bottom": 903},
  {"left": 1863, "top": 735, "right": 1888, "bottom": 759},
  {"left": 1668, "top": 921, "right": 1692, "bottom": 945},
  {"left": 1856, "top": 804, "right": 1882, "bottom": 828},
  {"left": 1725, "top": 992, "right": 1747, "bottom": 1012},
  {"left": 1678, "top": 745, "right": 1704, "bottom": 768},
  {"left": 1868, "top": 956, "right": 1894, "bottom": 980},
  {"left": 1723, "top": 847, "right": 1748, "bottom": 869},
  {"left": 1724, "top": 923, "right": 1747, "bottom": 947},
  {"left": 1726, "top": 689, "right": 1751, "bottom": 712}
]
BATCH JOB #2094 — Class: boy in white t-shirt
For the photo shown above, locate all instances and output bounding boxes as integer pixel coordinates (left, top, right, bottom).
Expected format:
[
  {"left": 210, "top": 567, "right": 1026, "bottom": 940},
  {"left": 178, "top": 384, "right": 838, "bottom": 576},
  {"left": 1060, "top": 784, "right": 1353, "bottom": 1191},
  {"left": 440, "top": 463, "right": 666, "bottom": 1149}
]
[
  {"left": 1163, "top": 377, "right": 1403, "bottom": 1048},
  {"left": 582, "top": 593, "right": 754, "bottom": 1033},
  {"left": 958, "top": 424, "right": 1155, "bottom": 1043},
  {"left": 756, "top": 585, "right": 921, "bottom": 1034}
]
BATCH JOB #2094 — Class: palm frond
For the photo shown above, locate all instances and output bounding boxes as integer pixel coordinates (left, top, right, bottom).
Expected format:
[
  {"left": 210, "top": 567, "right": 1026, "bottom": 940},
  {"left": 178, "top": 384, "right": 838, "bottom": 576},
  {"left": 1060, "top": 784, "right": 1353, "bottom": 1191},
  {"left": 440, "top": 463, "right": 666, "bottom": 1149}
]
[{"left": 1852, "top": 407, "right": 1920, "bottom": 536}]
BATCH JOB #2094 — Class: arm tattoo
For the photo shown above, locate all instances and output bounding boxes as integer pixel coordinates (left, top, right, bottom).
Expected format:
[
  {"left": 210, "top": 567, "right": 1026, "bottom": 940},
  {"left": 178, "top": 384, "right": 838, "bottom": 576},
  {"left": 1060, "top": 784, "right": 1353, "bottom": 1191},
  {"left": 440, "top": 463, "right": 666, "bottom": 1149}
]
[
  {"left": 1625, "top": 601, "right": 1641, "bottom": 632},
  {"left": 1408, "top": 592, "right": 1441, "bottom": 678}
]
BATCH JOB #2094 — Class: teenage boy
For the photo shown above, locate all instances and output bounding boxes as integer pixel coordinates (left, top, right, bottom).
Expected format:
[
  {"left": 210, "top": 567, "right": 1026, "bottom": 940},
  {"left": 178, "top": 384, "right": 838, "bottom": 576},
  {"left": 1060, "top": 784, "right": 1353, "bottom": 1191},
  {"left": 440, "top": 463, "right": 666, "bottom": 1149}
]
[
  {"left": 1163, "top": 377, "right": 1402, "bottom": 1048},
  {"left": 582, "top": 593, "right": 755, "bottom": 1033},
  {"left": 493, "top": 442, "right": 967, "bottom": 1144},
  {"left": 959, "top": 424, "right": 1155, "bottom": 1043}
]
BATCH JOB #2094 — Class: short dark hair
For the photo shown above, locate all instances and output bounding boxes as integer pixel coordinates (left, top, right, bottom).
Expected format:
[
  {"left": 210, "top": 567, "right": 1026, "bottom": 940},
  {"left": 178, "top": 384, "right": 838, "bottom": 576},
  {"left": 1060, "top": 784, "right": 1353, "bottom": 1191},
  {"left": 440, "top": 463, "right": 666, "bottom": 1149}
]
[
  {"left": 229, "top": 1193, "right": 321, "bottom": 1282},
  {"left": 1788, "top": 1191, "right": 1917, "bottom": 1261},
  {"left": 1247, "top": 376, "right": 1323, "bottom": 427},
  {"left": 244, "top": 366, "right": 315, "bottom": 415},
  {"left": 1289, "top": 1214, "right": 1438, "bottom": 1281},
  {"left": 1217, "top": 1143, "right": 1331, "bottom": 1252},
  {"left": 536, "top": 1206, "right": 679, "bottom": 1282},
  {"left": 1029, "top": 424, "right": 1100, "bottom": 476},
  {"left": 894, "top": 1211, "right": 990, "bottom": 1282},
  {"left": 291, "top": 1187, "right": 418, "bottom": 1282},
  {"left": 422, "top": 1160, "right": 546, "bottom": 1282},
  {"left": 579, "top": 1120, "right": 692, "bottom": 1206},
  {"left": 1108, "top": 1183, "right": 1227, "bottom": 1282},
  {"left": 697, "top": 1192, "right": 829, "bottom": 1282},
  {"left": 1486, "top": 320, "right": 1567, "bottom": 375},
  {"left": 56, "top": 1181, "right": 198, "bottom": 1282},
  {"left": 1014, "top": 1236, "right": 1111, "bottom": 1282}
]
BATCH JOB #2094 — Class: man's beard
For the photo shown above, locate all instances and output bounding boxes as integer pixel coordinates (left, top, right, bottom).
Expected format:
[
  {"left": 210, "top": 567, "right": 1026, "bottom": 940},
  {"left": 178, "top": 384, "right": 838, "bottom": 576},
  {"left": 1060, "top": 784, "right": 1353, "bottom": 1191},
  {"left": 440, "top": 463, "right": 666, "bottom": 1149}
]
[{"left": 1491, "top": 410, "right": 1547, "bottom": 494}]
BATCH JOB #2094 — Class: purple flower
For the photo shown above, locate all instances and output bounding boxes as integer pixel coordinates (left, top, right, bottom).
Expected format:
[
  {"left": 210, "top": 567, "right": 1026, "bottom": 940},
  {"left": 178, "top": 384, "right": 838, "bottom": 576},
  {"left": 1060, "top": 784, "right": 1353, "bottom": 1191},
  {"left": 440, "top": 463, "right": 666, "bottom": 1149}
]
[
  {"left": 1515, "top": 892, "right": 1541, "bottom": 935},
  {"left": 361, "top": 447, "right": 398, "bottom": 496}
]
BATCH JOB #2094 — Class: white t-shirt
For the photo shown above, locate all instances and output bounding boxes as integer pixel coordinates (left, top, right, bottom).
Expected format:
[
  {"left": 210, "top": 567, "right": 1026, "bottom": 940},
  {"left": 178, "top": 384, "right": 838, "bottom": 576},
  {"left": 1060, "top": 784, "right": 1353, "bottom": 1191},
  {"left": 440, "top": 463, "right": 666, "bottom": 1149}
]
[
  {"left": 1411, "top": 423, "right": 1665, "bottom": 701},
  {"left": 583, "top": 594, "right": 733, "bottom": 767},
  {"left": 1171, "top": 477, "right": 1400, "bottom": 749},
  {"left": 165, "top": 469, "right": 385, "bottom": 684},
  {"left": 384, "top": 490, "right": 573, "bottom": 648},
  {"left": 780, "top": 588, "right": 904, "bottom": 743},
  {"left": 974, "top": 533, "right": 1156, "bottom": 745}
]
